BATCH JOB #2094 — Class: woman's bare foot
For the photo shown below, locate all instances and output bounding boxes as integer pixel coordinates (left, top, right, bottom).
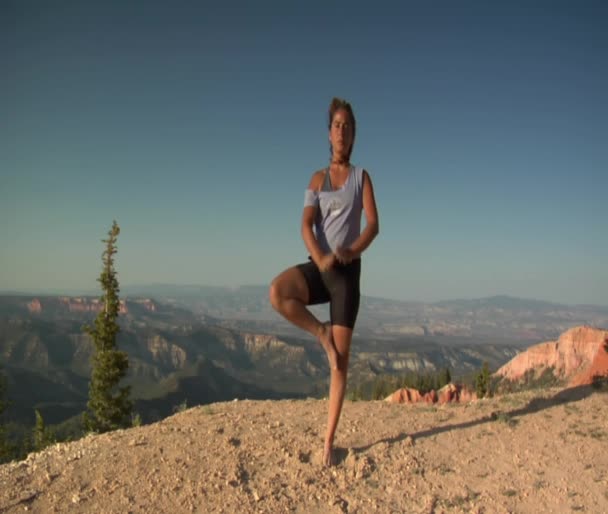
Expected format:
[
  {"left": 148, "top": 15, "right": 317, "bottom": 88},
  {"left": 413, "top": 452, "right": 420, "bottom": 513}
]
[{"left": 318, "top": 322, "right": 338, "bottom": 370}]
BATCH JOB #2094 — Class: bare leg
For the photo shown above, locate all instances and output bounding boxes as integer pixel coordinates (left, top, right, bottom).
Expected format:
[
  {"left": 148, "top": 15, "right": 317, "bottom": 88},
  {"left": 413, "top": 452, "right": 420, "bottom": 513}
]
[
  {"left": 269, "top": 267, "right": 338, "bottom": 370},
  {"left": 323, "top": 325, "right": 352, "bottom": 466}
]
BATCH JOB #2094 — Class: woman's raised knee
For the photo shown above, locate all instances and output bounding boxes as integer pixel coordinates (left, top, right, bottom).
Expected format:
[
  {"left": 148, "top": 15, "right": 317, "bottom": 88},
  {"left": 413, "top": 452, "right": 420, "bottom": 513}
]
[{"left": 269, "top": 277, "right": 282, "bottom": 310}]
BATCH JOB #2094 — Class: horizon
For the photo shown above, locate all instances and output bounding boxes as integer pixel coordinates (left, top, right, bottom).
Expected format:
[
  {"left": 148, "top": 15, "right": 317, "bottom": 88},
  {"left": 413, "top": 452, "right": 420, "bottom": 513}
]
[
  {"left": 2, "top": 285, "right": 607, "bottom": 309},
  {"left": 2, "top": 1, "right": 607, "bottom": 305}
]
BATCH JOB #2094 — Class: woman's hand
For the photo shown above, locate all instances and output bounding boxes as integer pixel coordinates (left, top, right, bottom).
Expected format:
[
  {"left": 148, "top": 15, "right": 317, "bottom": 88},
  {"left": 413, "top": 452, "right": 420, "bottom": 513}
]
[
  {"left": 335, "top": 246, "right": 357, "bottom": 265},
  {"left": 317, "top": 253, "right": 337, "bottom": 272}
]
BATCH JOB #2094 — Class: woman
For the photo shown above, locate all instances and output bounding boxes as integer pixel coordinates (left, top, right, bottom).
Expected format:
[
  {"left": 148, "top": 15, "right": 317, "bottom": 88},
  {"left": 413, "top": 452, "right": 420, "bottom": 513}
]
[{"left": 269, "top": 97, "right": 379, "bottom": 466}]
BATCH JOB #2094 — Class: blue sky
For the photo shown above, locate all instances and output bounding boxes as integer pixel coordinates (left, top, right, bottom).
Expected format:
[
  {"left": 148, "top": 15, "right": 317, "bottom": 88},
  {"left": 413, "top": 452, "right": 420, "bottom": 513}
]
[{"left": 1, "top": 1, "right": 607, "bottom": 305}]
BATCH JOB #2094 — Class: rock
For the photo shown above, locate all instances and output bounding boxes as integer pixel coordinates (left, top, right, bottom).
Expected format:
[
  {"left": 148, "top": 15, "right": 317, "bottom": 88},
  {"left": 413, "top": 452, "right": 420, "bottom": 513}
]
[
  {"left": 386, "top": 384, "right": 475, "bottom": 405},
  {"left": 495, "top": 326, "right": 608, "bottom": 386},
  {"left": 330, "top": 496, "right": 348, "bottom": 513},
  {"left": 437, "top": 383, "right": 477, "bottom": 404},
  {"left": 354, "top": 456, "right": 374, "bottom": 479},
  {"left": 386, "top": 387, "right": 427, "bottom": 404}
]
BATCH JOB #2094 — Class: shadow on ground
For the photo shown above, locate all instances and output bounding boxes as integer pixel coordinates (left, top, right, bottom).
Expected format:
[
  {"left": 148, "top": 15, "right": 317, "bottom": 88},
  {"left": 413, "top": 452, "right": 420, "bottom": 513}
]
[{"left": 352, "top": 385, "right": 598, "bottom": 455}]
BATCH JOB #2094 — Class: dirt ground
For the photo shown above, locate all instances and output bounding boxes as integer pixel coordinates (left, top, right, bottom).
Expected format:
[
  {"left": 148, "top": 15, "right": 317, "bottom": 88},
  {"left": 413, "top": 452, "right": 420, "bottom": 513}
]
[{"left": 1, "top": 386, "right": 607, "bottom": 514}]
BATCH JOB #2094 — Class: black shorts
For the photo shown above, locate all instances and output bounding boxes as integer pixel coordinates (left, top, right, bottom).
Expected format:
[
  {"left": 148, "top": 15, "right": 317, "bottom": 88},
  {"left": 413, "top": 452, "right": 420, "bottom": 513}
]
[{"left": 296, "top": 258, "right": 361, "bottom": 329}]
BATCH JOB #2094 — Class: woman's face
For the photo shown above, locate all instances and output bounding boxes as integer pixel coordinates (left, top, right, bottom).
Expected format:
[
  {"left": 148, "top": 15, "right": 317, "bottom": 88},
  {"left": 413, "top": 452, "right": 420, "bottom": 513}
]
[{"left": 329, "top": 108, "right": 354, "bottom": 160}]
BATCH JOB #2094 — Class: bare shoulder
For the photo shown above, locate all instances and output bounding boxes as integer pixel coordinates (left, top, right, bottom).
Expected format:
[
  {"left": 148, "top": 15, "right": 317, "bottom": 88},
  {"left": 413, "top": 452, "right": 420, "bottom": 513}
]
[{"left": 307, "top": 168, "right": 327, "bottom": 191}]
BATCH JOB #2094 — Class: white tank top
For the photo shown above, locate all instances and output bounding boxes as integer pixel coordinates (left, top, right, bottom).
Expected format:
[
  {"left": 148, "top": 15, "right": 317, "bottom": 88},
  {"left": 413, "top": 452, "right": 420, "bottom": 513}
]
[{"left": 303, "top": 165, "right": 364, "bottom": 254}]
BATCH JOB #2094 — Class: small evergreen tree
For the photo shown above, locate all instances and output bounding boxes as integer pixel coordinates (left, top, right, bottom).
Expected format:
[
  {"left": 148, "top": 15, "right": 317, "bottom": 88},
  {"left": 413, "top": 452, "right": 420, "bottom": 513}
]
[
  {"left": 131, "top": 412, "right": 143, "bottom": 427},
  {"left": 0, "top": 368, "right": 12, "bottom": 462},
  {"left": 372, "top": 376, "right": 393, "bottom": 400},
  {"left": 438, "top": 368, "right": 452, "bottom": 388},
  {"left": 33, "top": 410, "right": 55, "bottom": 452},
  {"left": 372, "top": 377, "right": 384, "bottom": 400},
  {"left": 83, "top": 221, "right": 132, "bottom": 433},
  {"left": 475, "top": 362, "right": 491, "bottom": 398},
  {"left": 0, "top": 369, "right": 5, "bottom": 418}
]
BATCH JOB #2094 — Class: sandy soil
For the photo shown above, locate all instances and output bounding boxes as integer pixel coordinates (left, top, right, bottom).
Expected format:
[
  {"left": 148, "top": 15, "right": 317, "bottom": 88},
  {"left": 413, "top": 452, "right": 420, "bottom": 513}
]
[{"left": 1, "top": 386, "right": 607, "bottom": 514}]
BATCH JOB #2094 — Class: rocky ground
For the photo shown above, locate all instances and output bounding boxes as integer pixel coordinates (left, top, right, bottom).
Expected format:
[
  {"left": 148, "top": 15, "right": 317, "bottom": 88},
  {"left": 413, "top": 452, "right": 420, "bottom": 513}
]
[{"left": 1, "top": 386, "right": 607, "bottom": 514}]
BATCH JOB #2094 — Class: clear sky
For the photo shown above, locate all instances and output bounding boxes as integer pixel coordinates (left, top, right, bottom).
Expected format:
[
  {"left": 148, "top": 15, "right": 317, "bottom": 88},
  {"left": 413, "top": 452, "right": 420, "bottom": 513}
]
[{"left": 2, "top": 1, "right": 607, "bottom": 305}]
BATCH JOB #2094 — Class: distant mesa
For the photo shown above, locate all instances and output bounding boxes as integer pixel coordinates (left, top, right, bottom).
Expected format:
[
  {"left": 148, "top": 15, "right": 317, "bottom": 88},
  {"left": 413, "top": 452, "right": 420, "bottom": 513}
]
[
  {"left": 24, "top": 296, "right": 158, "bottom": 314},
  {"left": 494, "top": 325, "right": 608, "bottom": 387}
]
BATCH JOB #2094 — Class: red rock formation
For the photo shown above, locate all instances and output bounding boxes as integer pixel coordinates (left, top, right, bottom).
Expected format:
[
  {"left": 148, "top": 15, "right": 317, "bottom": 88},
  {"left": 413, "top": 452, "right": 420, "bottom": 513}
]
[
  {"left": 437, "top": 383, "right": 477, "bottom": 404},
  {"left": 386, "top": 385, "right": 474, "bottom": 405},
  {"left": 495, "top": 325, "right": 608, "bottom": 386},
  {"left": 570, "top": 335, "right": 608, "bottom": 386},
  {"left": 386, "top": 387, "right": 415, "bottom": 404},
  {"left": 27, "top": 298, "right": 42, "bottom": 313},
  {"left": 386, "top": 387, "right": 428, "bottom": 404}
]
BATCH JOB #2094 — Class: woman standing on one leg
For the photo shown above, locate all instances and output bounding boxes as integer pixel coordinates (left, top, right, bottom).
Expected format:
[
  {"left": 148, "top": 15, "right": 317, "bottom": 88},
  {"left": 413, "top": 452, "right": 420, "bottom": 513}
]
[{"left": 269, "top": 97, "right": 379, "bottom": 466}]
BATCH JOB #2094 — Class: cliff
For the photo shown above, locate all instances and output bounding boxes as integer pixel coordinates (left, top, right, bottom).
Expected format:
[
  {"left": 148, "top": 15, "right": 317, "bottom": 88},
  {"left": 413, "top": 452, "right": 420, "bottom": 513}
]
[
  {"left": 494, "top": 326, "right": 608, "bottom": 386},
  {"left": 24, "top": 297, "right": 158, "bottom": 315}
]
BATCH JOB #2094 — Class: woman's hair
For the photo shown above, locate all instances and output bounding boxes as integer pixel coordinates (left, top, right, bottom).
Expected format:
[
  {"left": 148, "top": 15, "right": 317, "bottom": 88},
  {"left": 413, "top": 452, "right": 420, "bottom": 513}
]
[{"left": 328, "top": 97, "right": 356, "bottom": 161}]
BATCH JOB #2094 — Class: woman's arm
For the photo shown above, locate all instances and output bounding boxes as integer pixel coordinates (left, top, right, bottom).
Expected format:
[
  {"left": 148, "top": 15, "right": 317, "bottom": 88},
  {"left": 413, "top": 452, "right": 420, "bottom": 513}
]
[
  {"left": 301, "top": 171, "right": 336, "bottom": 271},
  {"left": 336, "top": 170, "right": 379, "bottom": 263}
]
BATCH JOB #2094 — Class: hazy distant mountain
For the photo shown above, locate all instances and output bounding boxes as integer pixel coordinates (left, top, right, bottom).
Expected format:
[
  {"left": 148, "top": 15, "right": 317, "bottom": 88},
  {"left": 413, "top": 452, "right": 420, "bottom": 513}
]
[
  {"left": 0, "top": 293, "right": 536, "bottom": 428},
  {"left": 124, "top": 286, "right": 608, "bottom": 342}
]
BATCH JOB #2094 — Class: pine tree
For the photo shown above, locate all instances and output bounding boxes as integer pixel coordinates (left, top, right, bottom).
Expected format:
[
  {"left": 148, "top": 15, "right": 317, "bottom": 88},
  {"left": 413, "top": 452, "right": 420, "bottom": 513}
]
[
  {"left": 475, "top": 362, "right": 491, "bottom": 398},
  {"left": 438, "top": 368, "right": 452, "bottom": 388},
  {"left": 0, "top": 367, "right": 13, "bottom": 463},
  {"left": 83, "top": 221, "right": 132, "bottom": 433},
  {"left": 33, "top": 409, "right": 54, "bottom": 452},
  {"left": 0, "top": 368, "right": 6, "bottom": 421},
  {"left": 372, "top": 376, "right": 392, "bottom": 400}
]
